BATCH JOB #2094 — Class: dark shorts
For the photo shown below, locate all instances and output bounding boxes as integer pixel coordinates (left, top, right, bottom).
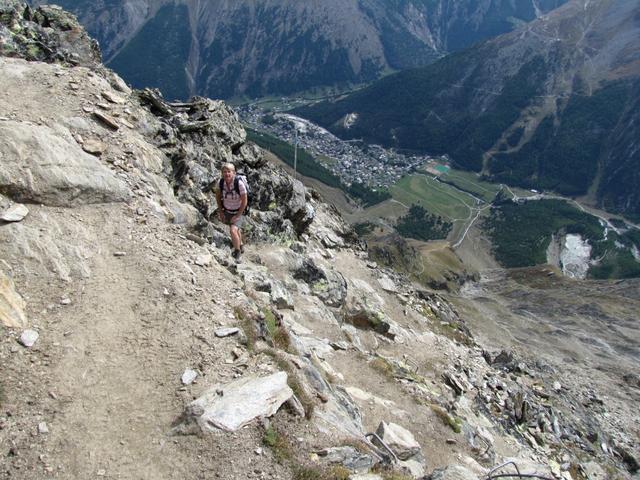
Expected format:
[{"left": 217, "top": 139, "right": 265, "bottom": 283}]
[{"left": 222, "top": 210, "right": 246, "bottom": 228}]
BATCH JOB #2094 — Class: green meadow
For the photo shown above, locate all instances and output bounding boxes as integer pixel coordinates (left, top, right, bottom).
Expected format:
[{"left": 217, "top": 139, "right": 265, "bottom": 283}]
[
  {"left": 389, "top": 174, "right": 476, "bottom": 221},
  {"left": 439, "top": 169, "right": 501, "bottom": 203}
]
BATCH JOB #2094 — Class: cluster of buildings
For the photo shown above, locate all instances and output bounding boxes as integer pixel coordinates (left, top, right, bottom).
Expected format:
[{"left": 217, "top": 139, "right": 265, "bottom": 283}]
[{"left": 238, "top": 105, "right": 444, "bottom": 188}]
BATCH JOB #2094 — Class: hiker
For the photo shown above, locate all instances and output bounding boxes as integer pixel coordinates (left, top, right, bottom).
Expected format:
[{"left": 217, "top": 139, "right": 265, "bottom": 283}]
[{"left": 215, "top": 163, "right": 248, "bottom": 260}]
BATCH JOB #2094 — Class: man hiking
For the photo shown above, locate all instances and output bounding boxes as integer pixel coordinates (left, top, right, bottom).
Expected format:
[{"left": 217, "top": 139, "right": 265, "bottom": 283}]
[{"left": 215, "top": 163, "right": 248, "bottom": 260}]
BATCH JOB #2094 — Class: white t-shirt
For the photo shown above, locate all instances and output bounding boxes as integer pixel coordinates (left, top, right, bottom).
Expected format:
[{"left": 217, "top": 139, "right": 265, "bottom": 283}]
[{"left": 220, "top": 177, "right": 247, "bottom": 212}]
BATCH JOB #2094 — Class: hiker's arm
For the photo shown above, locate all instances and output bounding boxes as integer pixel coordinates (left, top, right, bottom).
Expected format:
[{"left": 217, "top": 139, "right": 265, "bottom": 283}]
[
  {"left": 215, "top": 189, "right": 223, "bottom": 219},
  {"left": 234, "top": 193, "right": 248, "bottom": 218}
]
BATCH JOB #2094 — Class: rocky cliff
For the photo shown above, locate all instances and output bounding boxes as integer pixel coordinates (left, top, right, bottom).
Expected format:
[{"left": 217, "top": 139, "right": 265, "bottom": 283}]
[
  {"left": 1, "top": 3, "right": 638, "bottom": 479},
  {"left": 30, "top": 0, "right": 568, "bottom": 99}
]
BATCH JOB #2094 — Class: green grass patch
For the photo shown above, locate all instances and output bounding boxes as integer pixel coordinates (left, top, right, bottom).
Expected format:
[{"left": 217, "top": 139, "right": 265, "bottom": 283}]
[
  {"left": 235, "top": 306, "right": 257, "bottom": 352},
  {"left": 293, "top": 465, "right": 351, "bottom": 480},
  {"left": 430, "top": 404, "right": 462, "bottom": 433},
  {"left": 441, "top": 169, "right": 501, "bottom": 203},
  {"left": 372, "top": 465, "right": 415, "bottom": 480},
  {"left": 370, "top": 356, "right": 395, "bottom": 378},
  {"left": 263, "top": 308, "right": 292, "bottom": 352},
  {"left": 263, "top": 425, "right": 353, "bottom": 479},
  {"left": 263, "top": 425, "right": 293, "bottom": 463},
  {"left": 390, "top": 175, "right": 472, "bottom": 221}
]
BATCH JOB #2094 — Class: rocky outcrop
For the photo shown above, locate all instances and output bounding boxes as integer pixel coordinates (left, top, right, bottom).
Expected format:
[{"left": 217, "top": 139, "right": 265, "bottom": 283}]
[
  {"left": 134, "top": 88, "right": 321, "bottom": 244},
  {"left": 0, "top": 1, "right": 100, "bottom": 66},
  {"left": 293, "top": 257, "right": 347, "bottom": 308}
]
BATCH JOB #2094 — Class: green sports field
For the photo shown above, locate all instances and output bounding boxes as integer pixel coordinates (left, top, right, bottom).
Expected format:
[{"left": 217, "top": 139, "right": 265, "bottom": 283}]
[
  {"left": 389, "top": 174, "right": 476, "bottom": 221},
  {"left": 439, "top": 169, "right": 501, "bottom": 203}
]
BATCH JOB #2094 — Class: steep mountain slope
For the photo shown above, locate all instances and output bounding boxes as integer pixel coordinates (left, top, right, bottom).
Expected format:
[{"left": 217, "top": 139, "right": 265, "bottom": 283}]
[
  {"left": 297, "top": 0, "right": 640, "bottom": 220},
  {"left": 31, "top": 0, "right": 567, "bottom": 99},
  {"left": 1, "top": 3, "right": 638, "bottom": 479}
]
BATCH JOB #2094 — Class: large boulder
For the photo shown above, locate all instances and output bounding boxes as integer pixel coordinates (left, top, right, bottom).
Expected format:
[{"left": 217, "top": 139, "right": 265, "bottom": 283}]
[
  {"left": 293, "top": 257, "right": 347, "bottom": 308},
  {"left": 236, "top": 263, "right": 294, "bottom": 309},
  {"left": 317, "top": 446, "right": 376, "bottom": 473},
  {"left": 182, "top": 371, "right": 293, "bottom": 432},
  {"left": 343, "top": 278, "right": 394, "bottom": 336},
  {"left": 0, "top": 122, "right": 129, "bottom": 206},
  {"left": 373, "top": 421, "right": 421, "bottom": 461}
]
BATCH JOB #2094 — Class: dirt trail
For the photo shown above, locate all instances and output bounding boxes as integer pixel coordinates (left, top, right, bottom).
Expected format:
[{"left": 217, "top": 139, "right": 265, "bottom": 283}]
[{"left": 47, "top": 218, "right": 173, "bottom": 478}]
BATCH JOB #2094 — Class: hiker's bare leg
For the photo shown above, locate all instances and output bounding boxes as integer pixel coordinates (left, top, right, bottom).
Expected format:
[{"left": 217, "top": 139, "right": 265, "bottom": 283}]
[{"left": 230, "top": 225, "right": 242, "bottom": 251}]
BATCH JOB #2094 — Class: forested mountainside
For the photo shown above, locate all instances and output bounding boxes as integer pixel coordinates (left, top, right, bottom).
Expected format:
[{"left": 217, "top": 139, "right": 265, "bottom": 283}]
[
  {"left": 297, "top": 0, "right": 640, "bottom": 220},
  {"left": 30, "top": 0, "right": 567, "bottom": 100}
]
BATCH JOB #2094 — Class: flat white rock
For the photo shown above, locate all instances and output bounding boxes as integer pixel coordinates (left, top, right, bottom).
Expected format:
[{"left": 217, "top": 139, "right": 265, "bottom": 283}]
[
  {"left": 194, "top": 254, "right": 212, "bottom": 267},
  {"left": 1, "top": 203, "right": 29, "bottom": 222},
  {"left": 20, "top": 329, "right": 39, "bottom": 347},
  {"left": 181, "top": 369, "right": 198, "bottom": 385},
  {"left": 185, "top": 371, "right": 293, "bottom": 432},
  {"left": 215, "top": 327, "right": 239, "bottom": 338}
]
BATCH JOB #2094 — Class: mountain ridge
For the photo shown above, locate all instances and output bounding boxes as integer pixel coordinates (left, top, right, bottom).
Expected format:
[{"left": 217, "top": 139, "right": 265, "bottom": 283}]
[
  {"left": 295, "top": 0, "right": 640, "bottom": 220},
  {"left": 31, "top": 0, "right": 568, "bottom": 99}
]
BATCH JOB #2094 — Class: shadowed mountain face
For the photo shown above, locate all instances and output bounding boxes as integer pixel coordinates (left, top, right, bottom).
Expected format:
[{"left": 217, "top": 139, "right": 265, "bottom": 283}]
[
  {"left": 297, "top": 0, "right": 640, "bottom": 220},
  {"left": 30, "top": 0, "right": 567, "bottom": 100}
]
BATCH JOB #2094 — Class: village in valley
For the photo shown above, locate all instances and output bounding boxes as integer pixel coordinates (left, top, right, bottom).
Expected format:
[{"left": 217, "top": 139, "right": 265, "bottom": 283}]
[{"left": 238, "top": 104, "right": 450, "bottom": 189}]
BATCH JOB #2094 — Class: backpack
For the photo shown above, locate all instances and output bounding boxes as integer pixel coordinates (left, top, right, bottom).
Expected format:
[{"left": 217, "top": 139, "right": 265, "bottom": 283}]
[{"left": 219, "top": 174, "right": 251, "bottom": 216}]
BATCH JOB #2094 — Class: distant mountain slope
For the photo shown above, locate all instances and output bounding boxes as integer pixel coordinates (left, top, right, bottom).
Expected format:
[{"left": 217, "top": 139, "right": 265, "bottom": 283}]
[
  {"left": 297, "top": 0, "right": 640, "bottom": 220},
  {"left": 31, "top": 0, "right": 567, "bottom": 99}
]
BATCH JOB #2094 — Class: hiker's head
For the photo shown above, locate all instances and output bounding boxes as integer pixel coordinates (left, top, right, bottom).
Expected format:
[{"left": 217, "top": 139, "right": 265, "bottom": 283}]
[{"left": 221, "top": 163, "right": 236, "bottom": 182}]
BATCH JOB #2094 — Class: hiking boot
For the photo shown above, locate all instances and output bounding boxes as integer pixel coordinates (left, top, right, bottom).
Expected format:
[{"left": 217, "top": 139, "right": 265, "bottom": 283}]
[
  {"left": 240, "top": 244, "right": 245, "bottom": 254},
  {"left": 232, "top": 249, "right": 241, "bottom": 260}
]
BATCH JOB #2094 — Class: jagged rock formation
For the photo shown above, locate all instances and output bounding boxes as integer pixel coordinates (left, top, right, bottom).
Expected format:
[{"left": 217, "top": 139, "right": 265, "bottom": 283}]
[
  {"left": 0, "top": 3, "right": 638, "bottom": 479},
  {"left": 30, "top": 0, "right": 568, "bottom": 99},
  {"left": 0, "top": 0, "right": 100, "bottom": 65},
  {"left": 297, "top": 0, "right": 640, "bottom": 220}
]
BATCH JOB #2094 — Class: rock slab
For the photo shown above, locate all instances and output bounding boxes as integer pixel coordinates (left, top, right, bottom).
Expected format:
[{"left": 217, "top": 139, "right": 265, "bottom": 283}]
[
  {"left": 0, "top": 121, "right": 129, "bottom": 206},
  {"left": 185, "top": 371, "right": 293, "bottom": 432},
  {"left": 0, "top": 271, "right": 27, "bottom": 328}
]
